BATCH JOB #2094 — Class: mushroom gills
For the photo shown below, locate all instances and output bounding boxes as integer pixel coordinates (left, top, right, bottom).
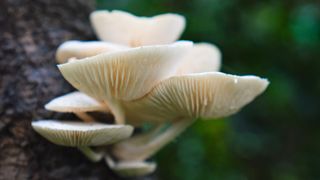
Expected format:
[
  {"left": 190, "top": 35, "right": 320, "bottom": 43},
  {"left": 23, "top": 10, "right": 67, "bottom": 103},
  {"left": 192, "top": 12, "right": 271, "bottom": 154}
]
[
  {"left": 58, "top": 42, "right": 192, "bottom": 124},
  {"left": 31, "top": 120, "right": 133, "bottom": 147}
]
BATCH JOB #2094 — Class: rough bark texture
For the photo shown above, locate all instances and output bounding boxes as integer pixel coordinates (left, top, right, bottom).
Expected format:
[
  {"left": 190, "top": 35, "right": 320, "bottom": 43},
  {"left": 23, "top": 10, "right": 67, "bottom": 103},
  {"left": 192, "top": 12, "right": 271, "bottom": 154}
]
[{"left": 0, "top": 0, "right": 156, "bottom": 179}]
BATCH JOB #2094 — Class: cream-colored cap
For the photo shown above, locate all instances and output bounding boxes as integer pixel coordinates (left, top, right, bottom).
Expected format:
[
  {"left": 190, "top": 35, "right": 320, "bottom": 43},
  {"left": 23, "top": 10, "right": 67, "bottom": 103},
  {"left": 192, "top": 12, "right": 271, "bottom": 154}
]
[
  {"left": 178, "top": 43, "right": 221, "bottom": 74},
  {"left": 45, "top": 91, "right": 108, "bottom": 113},
  {"left": 32, "top": 120, "right": 133, "bottom": 146},
  {"left": 90, "top": 10, "right": 185, "bottom": 47},
  {"left": 56, "top": 41, "right": 127, "bottom": 64}
]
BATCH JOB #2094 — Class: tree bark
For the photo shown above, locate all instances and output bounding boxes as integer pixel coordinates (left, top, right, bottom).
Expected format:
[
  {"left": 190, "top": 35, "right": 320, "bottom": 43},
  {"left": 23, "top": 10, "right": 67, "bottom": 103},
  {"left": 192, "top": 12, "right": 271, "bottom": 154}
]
[{"left": 0, "top": 0, "right": 156, "bottom": 179}]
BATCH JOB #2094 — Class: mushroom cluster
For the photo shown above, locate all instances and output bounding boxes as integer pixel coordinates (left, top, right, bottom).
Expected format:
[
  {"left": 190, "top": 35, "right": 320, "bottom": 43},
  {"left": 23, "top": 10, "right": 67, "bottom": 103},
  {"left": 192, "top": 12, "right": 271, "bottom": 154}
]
[{"left": 32, "top": 10, "right": 269, "bottom": 177}]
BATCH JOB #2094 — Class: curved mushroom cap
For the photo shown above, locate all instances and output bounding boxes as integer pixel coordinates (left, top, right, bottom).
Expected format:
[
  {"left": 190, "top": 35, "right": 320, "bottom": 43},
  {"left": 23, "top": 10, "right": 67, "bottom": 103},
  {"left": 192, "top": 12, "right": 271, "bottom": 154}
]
[
  {"left": 58, "top": 42, "right": 192, "bottom": 102},
  {"left": 177, "top": 43, "right": 221, "bottom": 74},
  {"left": 90, "top": 10, "right": 185, "bottom": 47},
  {"left": 32, "top": 120, "right": 133, "bottom": 147},
  {"left": 45, "top": 91, "right": 108, "bottom": 113},
  {"left": 56, "top": 41, "right": 127, "bottom": 64},
  {"left": 125, "top": 72, "right": 269, "bottom": 123},
  {"left": 106, "top": 157, "right": 156, "bottom": 177}
]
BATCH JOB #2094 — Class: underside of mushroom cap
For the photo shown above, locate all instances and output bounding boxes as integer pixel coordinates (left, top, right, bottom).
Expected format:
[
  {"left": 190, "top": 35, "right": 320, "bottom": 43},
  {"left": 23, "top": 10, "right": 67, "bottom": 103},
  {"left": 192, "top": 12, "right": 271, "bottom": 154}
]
[
  {"left": 56, "top": 41, "right": 128, "bottom": 64},
  {"left": 177, "top": 43, "right": 221, "bottom": 74},
  {"left": 45, "top": 91, "right": 108, "bottom": 113},
  {"left": 90, "top": 10, "right": 185, "bottom": 46},
  {"left": 32, "top": 120, "right": 133, "bottom": 146},
  {"left": 106, "top": 156, "right": 156, "bottom": 177},
  {"left": 124, "top": 72, "right": 269, "bottom": 123},
  {"left": 58, "top": 42, "right": 192, "bottom": 102}
]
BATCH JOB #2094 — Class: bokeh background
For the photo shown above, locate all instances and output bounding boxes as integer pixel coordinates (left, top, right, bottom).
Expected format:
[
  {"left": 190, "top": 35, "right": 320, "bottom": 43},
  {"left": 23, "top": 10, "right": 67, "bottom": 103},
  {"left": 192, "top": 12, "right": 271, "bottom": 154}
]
[{"left": 97, "top": 1, "right": 320, "bottom": 179}]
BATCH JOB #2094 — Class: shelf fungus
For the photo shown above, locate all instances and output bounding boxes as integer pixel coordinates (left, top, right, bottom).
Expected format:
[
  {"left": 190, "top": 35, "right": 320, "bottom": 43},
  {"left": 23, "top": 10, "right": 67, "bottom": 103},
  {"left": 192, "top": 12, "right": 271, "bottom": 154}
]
[{"left": 32, "top": 9, "right": 269, "bottom": 177}]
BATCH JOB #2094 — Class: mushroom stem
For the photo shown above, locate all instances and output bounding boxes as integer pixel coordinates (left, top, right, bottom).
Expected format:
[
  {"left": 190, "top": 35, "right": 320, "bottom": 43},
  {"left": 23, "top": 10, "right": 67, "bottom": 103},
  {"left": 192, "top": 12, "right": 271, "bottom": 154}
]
[
  {"left": 115, "top": 124, "right": 165, "bottom": 148},
  {"left": 107, "top": 101, "right": 125, "bottom": 125},
  {"left": 75, "top": 112, "right": 95, "bottom": 122},
  {"left": 112, "top": 119, "right": 194, "bottom": 161},
  {"left": 78, "top": 146, "right": 104, "bottom": 162}
]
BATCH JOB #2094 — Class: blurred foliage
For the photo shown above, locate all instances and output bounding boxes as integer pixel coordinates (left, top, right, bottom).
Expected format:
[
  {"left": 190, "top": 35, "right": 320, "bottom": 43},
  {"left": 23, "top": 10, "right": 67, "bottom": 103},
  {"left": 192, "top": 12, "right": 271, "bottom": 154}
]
[{"left": 97, "top": 0, "right": 320, "bottom": 179}]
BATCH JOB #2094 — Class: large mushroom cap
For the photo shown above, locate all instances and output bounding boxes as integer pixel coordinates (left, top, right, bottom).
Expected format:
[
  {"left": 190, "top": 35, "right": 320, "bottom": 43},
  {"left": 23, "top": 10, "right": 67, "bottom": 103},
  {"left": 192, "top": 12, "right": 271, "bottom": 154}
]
[
  {"left": 45, "top": 91, "right": 108, "bottom": 113},
  {"left": 56, "top": 41, "right": 128, "bottom": 64},
  {"left": 90, "top": 10, "right": 185, "bottom": 46},
  {"left": 178, "top": 43, "right": 221, "bottom": 74},
  {"left": 32, "top": 120, "right": 133, "bottom": 147},
  {"left": 125, "top": 72, "right": 269, "bottom": 123},
  {"left": 58, "top": 42, "right": 192, "bottom": 102},
  {"left": 106, "top": 157, "right": 156, "bottom": 177}
]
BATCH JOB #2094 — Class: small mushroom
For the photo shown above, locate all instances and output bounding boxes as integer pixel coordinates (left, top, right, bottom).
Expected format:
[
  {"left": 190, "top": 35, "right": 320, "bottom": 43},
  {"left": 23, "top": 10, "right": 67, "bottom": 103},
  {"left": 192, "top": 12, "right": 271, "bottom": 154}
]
[
  {"left": 177, "top": 43, "right": 221, "bottom": 74},
  {"left": 90, "top": 10, "right": 185, "bottom": 47},
  {"left": 56, "top": 40, "right": 127, "bottom": 64},
  {"left": 113, "top": 72, "right": 269, "bottom": 161},
  {"left": 32, "top": 120, "right": 133, "bottom": 161},
  {"left": 105, "top": 156, "right": 156, "bottom": 177},
  {"left": 45, "top": 91, "right": 108, "bottom": 122},
  {"left": 58, "top": 42, "right": 192, "bottom": 124}
]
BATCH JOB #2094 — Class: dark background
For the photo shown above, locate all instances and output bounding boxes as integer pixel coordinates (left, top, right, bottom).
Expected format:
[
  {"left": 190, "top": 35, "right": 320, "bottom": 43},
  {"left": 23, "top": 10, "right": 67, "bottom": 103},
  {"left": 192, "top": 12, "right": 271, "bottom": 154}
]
[{"left": 97, "top": 0, "right": 320, "bottom": 179}]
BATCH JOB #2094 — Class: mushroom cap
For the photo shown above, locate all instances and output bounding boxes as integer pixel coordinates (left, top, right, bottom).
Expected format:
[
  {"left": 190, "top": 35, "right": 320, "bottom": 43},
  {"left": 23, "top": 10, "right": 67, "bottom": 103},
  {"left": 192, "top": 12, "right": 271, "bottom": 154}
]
[
  {"left": 177, "top": 43, "right": 221, "bottom": 74},
  {"left": 90, "top": 10, "right": 185, "bottom": 46},
  {"left": 32, "top": 120, "right": 133, "bottom": 147},
  {"left": 106, "top": 157, "right": 156, "bottom": 177},
  {"left": 45, "top": 91, "right": 108, "bottom": 113},
  {"left": 56, "top": 40, "right": 127, "bottom": 64},
  {"left": 125, "top": 72, "right": 269, "bottom": 124},
  {"left": 58, "top": 42, "right": 192, "bottom": 102}
]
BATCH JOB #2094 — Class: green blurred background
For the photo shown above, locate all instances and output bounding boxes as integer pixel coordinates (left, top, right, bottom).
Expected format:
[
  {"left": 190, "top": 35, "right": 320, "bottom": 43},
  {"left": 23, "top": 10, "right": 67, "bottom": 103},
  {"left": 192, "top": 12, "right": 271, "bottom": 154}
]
[{"left": 97, "top": 0, "right": 320, "bottom": 179}]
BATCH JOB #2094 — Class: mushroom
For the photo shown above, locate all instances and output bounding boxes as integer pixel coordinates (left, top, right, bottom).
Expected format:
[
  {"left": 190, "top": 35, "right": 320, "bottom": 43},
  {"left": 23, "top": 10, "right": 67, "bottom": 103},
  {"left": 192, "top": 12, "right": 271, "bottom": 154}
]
[
  {"left": 90, "top": 10, "right": 185, "bottom": 47},
  {"left": 112, "top": 72, "right": 269, "bottom": 161},
  {"left": 177, "top": 43, "right": 221, "bottom": 74},
  {"left": 32, "top": 120, "right": 133, "bottom": 162},
  {"left": 56, "top": 40, "right": 128, "bottom": 64},
  {"left": 45, "top": 91, "right": 109, "bottom": 122},
  {"left": 105, "top": 156, "right": 156, "bottom": 177},
  {"left": 58, "top": 42, "right": 193, "bottom": 124}
]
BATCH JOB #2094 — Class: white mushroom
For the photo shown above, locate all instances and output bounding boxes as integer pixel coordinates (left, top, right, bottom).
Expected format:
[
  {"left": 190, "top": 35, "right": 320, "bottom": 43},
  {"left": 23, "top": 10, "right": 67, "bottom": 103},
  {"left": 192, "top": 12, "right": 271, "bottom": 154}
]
[
  {"left": 45, "top": 91, "right": 109, "bottom": 122},
  {"left": 177, "top": 43, "right": 221, "bottom": 74},
  {"left": 106, "top": 156, "right": 156, "bottom": 177},
  {"left": 58, "top": 42, "right": 192, "bottom": 124},
  {"left": 113, "top": 72, "right": 269, "bottom": 161},
  {"left": 32, "top": 120, "right": 133, "bottom": 161},
  {"left": 56, "top": 40, "right": 127, "bottom": 64},
  {"left": 90, "top": 10, "right": 185, "bottom": 47}
]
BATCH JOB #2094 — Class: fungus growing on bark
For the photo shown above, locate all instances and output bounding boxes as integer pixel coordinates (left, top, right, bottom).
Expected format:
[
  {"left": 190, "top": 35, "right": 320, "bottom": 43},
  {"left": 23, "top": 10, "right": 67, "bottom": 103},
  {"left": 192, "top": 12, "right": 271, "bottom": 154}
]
[
  {"left": 58, "top": 42, "right": 192, "bottom": 125},
  {"left": 32, "top": 9, "right": 269, "bottom": 177}
]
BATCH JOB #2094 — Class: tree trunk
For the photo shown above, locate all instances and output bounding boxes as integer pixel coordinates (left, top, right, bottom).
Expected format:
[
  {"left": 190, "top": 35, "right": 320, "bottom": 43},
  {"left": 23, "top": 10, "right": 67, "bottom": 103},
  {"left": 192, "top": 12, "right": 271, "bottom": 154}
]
[{"left": 0, "top": 0, "right": 156, "bottom": 179}]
